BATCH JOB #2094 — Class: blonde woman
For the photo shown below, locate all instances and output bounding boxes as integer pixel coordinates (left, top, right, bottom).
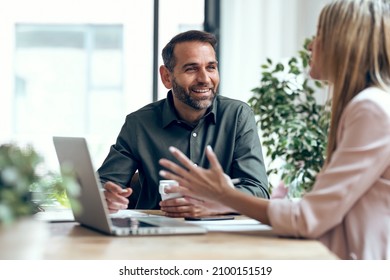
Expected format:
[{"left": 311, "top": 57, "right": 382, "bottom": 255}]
[{"left": 159, "top": 0, "right": 390, "bottom": 260}]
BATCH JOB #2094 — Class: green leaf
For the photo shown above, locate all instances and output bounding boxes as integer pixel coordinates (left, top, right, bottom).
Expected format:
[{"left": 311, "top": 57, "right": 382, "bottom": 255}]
[
  {"left": 247, "top": 36, "right": 331, "bottom": 198},
  {"left": 0, "top": 143, "right": 82, "bottom": 225}
]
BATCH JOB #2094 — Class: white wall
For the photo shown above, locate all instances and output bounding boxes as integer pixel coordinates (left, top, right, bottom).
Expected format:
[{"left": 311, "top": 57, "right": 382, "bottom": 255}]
[
  {"left": 219, "top": 0, "right": 329, "bottom": 102},
  {"left": 219, "top": 0, "right": 330, "bottom": 185},
  {"left": 0, "top": 0, "right": 154, "bottom": 138},
  {"left": 0, "top": 0, "right": 154, "bottom": 169}
]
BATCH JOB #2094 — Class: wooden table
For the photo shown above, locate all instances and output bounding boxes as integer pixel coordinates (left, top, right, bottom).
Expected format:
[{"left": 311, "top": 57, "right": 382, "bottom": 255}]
[{"left": 43, "top": 211, "right": 338, "bottom": 260}]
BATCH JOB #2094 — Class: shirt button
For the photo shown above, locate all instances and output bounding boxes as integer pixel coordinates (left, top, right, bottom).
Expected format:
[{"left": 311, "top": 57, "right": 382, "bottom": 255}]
[{"left": 192, "top": 132, "right": 197, "bottom": 137}]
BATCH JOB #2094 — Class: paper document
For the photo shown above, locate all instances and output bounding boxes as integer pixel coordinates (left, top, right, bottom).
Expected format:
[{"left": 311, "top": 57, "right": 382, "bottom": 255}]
[
  {"left": 34, "top": 208, "right": 75, "bottom": 222},
  {"left": 34, "top": 209, "right": 150, "bottom": 222},
  {"left": 109, "top": 209, "right": 151, "bottom": 218},
  {"left": 185, "top": 218, "right": 272, "bottom": 232}
]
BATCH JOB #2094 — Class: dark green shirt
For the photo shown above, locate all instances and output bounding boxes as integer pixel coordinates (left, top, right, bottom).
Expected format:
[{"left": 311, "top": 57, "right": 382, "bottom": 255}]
[{"left": 98, "top": 91, "right": 269, "bottom": 209}]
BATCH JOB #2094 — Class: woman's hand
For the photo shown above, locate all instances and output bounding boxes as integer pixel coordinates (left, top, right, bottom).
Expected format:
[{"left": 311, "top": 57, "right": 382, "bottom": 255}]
[{"left": 159, "top": 145, "right": 235, "bottom": 203}]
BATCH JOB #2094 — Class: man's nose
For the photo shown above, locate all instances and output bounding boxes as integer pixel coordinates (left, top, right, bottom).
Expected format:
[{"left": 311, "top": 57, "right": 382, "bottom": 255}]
[{"left": 196, "top": 68, "right": 211, "bottom": 83}]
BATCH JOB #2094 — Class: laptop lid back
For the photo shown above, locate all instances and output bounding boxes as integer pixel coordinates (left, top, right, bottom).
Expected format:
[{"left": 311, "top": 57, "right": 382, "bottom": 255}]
[
  {"left": 53, "top": 136, "right": 207, "bottom": 236},
  {"left": 53, "top": 136, "right": 114, "bottom": 234}
]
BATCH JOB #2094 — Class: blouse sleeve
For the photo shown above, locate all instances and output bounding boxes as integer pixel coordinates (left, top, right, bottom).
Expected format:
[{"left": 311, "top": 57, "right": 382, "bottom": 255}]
[{"left": 267, "top": 95, "right": 390, "bottom": 238}]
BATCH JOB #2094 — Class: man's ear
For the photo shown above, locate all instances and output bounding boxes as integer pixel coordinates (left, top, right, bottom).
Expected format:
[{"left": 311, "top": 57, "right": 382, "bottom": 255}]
[{"left": 159, "top": 65, "right": 173, "bottom": 89}]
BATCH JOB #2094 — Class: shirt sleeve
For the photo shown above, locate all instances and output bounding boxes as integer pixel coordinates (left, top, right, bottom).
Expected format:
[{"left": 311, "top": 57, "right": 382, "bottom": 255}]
[
  {"left": 268, "top": 97, "right": 390, "bottom": 238},
  {"left": 97, "top": 117, "right": 138, "bottom": 188},
  {"left": 231, "top": 105, "right": 270, "bottom": 199}
]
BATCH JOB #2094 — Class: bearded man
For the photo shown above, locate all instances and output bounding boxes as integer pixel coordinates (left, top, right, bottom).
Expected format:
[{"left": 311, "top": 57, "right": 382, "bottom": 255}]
[{"left": 98, "top": 30, "right": 269, "bottom": 218}]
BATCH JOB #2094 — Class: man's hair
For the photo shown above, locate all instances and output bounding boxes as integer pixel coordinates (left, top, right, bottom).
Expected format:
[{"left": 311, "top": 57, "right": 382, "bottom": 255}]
[
  {"left": 318, "top": 0, "right": 390, "bottom": 163},
  {"left": 162, "top": 30, "right": 217, "bottom": 72}
]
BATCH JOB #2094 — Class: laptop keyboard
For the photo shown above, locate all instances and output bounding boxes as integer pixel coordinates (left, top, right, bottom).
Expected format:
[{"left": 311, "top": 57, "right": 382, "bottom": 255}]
[{"left": 111, "top": 217, "right": 157, "bottom": 228}]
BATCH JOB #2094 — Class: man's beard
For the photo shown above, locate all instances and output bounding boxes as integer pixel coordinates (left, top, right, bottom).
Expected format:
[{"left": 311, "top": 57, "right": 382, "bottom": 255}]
[{"left": 172, "top": 79, "right": 216, "bottom": 110}]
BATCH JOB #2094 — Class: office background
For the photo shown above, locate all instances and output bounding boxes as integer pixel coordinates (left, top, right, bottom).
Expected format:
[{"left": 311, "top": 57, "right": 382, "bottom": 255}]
[{"left": 0, "top": 0, "right": 328, "bottom": 173}]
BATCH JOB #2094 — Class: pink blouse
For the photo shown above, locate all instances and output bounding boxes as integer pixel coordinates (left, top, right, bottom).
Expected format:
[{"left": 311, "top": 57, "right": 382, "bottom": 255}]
[{"left": 268, "top": 87, "right": 390, "bottom": 259}]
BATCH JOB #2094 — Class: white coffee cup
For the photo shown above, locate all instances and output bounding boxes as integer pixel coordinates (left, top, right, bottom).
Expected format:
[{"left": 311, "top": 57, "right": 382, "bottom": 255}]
[{"left": 159, "top": 180, "right": 182, "bottom": 200}]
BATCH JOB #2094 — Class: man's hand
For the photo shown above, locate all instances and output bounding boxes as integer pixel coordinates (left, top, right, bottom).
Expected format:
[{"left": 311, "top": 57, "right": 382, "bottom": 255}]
[
  {"left": 159, "top": 196, "right": 234, "bottom": 218},
  {"left": 103, "top": 181, "right": 132, "bottom": 213}
]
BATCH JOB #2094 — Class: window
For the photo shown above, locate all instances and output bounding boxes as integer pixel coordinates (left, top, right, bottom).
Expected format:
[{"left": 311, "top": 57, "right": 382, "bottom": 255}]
[
  {"left": 157, "top": 0, "right": 205, "bottom": 99},
  {"left": 1, "top": 0, "right": 205, "bottom": 171},
  {"left": 1, "top": 0, "right": 155, "bottom": 169},
  {"left": 14, "top": 24, "right": 124, "bottom": 136}
]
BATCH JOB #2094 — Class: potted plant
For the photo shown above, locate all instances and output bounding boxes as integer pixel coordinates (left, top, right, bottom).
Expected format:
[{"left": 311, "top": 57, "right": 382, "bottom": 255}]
[
  {"left": 0, "top": 143, "right": 80, "bottom": 259},
  {"left": 248, "top": 39, "right": 331, "bottom": 198}
]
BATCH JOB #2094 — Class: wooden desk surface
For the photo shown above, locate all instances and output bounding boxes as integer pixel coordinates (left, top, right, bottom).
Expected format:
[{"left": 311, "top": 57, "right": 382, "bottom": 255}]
[{"left": 43, "top": 211, "right": 338, "bottom": 260}]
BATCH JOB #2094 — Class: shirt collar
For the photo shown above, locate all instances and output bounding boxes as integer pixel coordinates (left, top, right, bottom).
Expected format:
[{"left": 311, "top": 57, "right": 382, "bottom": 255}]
[
  {"left": 162, "top": 91, "right": 178, "bottom": 128},
  {"left": 162, "top": 90, "right": 217, "bottom": 128}
]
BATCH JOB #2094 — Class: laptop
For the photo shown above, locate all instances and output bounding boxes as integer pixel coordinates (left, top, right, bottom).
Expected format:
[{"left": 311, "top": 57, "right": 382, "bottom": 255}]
[{"left": 52, "top": 136, "right": 207, "bottom": 236}]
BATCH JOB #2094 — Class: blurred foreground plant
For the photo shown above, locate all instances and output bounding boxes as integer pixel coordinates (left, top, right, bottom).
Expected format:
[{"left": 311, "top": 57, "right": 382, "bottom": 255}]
[{"left": 0, "top": 143, "right": 80, "bottom": 226}]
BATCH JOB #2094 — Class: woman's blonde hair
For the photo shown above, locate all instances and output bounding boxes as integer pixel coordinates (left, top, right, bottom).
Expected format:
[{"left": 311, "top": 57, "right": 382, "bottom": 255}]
[{"left": 318, "top": 0, "right": 390, "bottom": 163}]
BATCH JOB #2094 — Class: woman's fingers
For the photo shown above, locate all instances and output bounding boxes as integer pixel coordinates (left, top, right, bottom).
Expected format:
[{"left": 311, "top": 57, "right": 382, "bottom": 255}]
[
  {"left": 159, "top": 158, "right": 185, "bottom": 175},
  {"left": 159, "top": 158, "right": 190, "bottom": 184},
  {"left": 168, "top": 146, "right": 201, "bottom": 172},
  {"left": 205, "top": 145, "right": 224, "bottom": 173},
  {"left": 160, "top": 145, "right": 227, "bottom": 192},
  {"left": 159, "top": 168, "right": 186, "bottom": 185},
  {"left": 159, "top": 146, "right": 205, "bottom": 185}
]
